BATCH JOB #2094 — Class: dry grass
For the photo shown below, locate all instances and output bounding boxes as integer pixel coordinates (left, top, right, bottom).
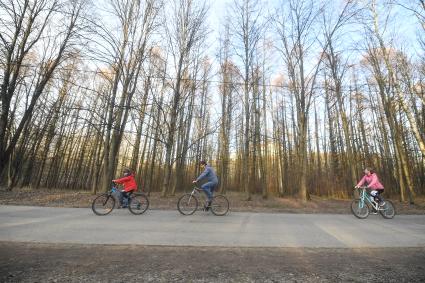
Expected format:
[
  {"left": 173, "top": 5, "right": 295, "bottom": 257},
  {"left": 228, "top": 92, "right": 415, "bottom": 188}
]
[{"left": 0, "top": 186, "right": 424, "bottom": 214}]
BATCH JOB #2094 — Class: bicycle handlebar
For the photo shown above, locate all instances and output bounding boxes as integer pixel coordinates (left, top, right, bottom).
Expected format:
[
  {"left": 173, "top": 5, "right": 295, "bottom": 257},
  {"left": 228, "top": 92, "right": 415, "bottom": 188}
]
[
  {"left": 354, "top": 186, "right": 368, "bottom": 190},
  {"left": 191, "top": 182, "right": 203, "bottom": 192}
]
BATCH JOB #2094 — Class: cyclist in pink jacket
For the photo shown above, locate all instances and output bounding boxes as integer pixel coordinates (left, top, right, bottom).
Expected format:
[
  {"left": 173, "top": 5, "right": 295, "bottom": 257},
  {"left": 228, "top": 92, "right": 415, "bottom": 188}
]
[{"left": 355, "top": 168, "right": 385, "bottom": 206}]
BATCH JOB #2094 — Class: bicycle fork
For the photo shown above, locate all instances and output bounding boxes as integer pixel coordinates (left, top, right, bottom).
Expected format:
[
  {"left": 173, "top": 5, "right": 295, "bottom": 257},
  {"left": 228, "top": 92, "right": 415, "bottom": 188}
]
[{"left": 187, "top": 193, "right": 195, "bottom": 205}]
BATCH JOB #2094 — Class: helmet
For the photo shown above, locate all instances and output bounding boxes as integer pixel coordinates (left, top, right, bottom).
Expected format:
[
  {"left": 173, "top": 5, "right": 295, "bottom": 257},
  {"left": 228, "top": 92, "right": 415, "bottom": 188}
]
[{"left": 123, "top": 168, "right": 132, "bottom": 176}]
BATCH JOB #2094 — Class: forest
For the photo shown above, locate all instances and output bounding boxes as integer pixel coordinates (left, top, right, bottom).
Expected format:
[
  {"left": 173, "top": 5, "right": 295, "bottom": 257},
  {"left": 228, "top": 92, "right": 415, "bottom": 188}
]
[{"left": 0, "top": 0, "right": 424, "bottom": 202}]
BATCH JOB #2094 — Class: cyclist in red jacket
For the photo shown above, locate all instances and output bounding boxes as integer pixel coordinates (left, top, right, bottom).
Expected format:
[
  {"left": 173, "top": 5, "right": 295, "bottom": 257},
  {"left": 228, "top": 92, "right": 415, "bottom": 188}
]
[{"left": 113, "top": 168, "right": 137, "bottom": 208}]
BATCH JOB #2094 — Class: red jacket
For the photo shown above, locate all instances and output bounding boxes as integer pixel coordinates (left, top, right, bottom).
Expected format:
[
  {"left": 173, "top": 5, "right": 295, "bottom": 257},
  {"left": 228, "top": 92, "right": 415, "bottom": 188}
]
[{"left": 113, "top": 174, "right": 137, "bottom": 192}]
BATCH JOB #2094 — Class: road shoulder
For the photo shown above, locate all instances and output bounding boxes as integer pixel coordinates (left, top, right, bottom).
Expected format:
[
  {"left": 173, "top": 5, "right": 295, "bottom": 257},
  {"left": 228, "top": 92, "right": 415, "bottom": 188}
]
[{"left": 1, "top": 242, "right": 424, "bottom": 282}]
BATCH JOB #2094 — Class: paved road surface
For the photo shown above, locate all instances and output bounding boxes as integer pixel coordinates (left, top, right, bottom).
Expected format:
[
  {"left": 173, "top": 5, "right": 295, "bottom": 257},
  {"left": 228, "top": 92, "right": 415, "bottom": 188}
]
[{"left": 1, "top": 205, "right": 424, "bottom": 247}]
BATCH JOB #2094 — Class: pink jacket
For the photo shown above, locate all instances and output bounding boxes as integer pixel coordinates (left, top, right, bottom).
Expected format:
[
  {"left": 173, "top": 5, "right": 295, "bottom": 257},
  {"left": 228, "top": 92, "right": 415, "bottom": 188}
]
[{"left": 356, "top": 173, "right": 384, "bottom": 190}]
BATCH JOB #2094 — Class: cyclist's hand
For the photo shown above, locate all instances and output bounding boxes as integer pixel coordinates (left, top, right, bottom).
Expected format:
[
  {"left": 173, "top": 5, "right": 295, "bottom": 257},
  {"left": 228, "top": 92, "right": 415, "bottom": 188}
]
[
  {"left": 354, "top": 186, "right": 359, "bottom": 189},
  {"left": 192, "top": 180, "right": 197, "bottom": 184}
]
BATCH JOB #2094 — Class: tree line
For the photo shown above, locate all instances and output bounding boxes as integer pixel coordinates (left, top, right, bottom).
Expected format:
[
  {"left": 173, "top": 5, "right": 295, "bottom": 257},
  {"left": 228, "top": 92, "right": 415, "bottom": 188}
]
[{"left": 0, "top": 0, "right": 424, "bottom": 202}]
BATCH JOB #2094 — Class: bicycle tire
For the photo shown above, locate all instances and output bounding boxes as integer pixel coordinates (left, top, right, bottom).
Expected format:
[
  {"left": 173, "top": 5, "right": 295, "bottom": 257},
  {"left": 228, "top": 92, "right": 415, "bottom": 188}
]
[
  {"left": 92, "top": 193, "right": 115, "bottom": 216},
  {"left": 379, "top": 200, "right": 396, "bottom": 219},
  {"left": 177, "top": 194, "right": 198, "bottom": 215},
  {"left": 350, "top": 199, "right": 369, "bottom": 219},
  {"left": 128, "top": 193, "right": 149, "bottom": 215},
  {"left": 211, "top": 195, "right": 229, "bottom": 216}
]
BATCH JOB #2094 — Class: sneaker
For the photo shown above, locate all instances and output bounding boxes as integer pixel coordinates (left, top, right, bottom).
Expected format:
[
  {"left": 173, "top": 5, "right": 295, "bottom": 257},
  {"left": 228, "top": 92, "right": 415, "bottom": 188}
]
[
  {"left": 204, "top": 201, "right": 212, "bottom": 211},
  {"left": 379, "top": 201, "right": 386, "bottom": 207}
]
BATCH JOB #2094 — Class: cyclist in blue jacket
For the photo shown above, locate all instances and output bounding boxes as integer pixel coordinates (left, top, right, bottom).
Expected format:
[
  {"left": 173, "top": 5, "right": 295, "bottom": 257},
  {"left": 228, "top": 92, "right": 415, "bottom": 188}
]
[{"left": 193, "top": 161, "right": 218, "bottom": 210}]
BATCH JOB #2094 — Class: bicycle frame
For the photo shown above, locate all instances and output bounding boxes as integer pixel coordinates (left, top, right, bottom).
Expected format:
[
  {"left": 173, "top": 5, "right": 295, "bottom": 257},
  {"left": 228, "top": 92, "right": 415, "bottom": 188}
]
[
  {"left": 185, "top": 185, "right": 218, "bottom": 212},
  {"left": 108, "top": 181, "right": 119, "bottom": 195},
  {"left": 100, "top": 186, "right": 117, "bottom": 206},
  {"left": 357, "top": 187, "right": 383, "bottom": 211},
  {"left": 188, "top": 186, "right": 208, "bottom": 204},
  {"left": 110, "top": 186, "right": 118, "bottom": 195}
]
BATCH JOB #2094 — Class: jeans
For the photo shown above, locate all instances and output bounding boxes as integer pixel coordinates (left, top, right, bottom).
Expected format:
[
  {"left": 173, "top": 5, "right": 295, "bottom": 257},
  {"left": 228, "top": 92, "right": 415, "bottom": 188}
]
[
  {"left": 119, "top": 191, "right": 131, "bottom": 207},
  {"left": 201, "top": 182, "right": 217, "bottom": 202}
]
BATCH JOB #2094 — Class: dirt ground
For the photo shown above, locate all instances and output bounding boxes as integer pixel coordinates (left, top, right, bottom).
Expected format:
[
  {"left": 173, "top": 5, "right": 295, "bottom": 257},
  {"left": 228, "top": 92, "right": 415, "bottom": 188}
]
[
  {"left": 1, "top": 242, "right": 424, "bottom": 282},
  {"left": 0, "top": 187, "right": 424, "bottom": 214}
]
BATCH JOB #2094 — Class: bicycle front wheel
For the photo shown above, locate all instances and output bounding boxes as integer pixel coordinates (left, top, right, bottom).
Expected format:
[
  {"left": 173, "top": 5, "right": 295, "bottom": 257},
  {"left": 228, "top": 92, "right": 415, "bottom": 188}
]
[
  {"left": 92, "top": 194, "right": 115, "bottom": 216},
  {"left": 351, "top": 199, "right": 369, "bottom": 219},
  {"left": 177, "top": 194, "right": 198, "bottom": 215},
  {"left": 211, "top": 195, "right": 229, "bottom": 216},
  {"left": 379, "top": 200, "right": 395, "bottom": 219},
  {"left": 128, "top": 193, "right": 149, "bottom": 215}
]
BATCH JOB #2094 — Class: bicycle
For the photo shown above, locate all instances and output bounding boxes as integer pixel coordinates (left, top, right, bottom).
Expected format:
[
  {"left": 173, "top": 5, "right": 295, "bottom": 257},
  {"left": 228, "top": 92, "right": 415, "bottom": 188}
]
[
  {"left": 351, "top": 186, "right": 395, "bottom": 219},
  {"left": 92, "top": 182, "right": 149, "bottom": 216},
  {"left": 177, "top": 184, "right": 229, "bottom": 216}
]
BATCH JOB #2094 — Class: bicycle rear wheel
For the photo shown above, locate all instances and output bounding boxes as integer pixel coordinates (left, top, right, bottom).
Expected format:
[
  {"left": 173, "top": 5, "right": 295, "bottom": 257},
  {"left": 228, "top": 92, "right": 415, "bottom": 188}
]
[
  {"left": 379, "top": 200, "right": 395, "bottom": 219},
  {"left": 351, "top": 199, "right": 369, "bottom": 219},
  {"left": 177, "top": 194, "right": 198, "bottom": 215},
  {"left": 92, "top": 194, "right": 115, "bottom": 216},
  {"left": 128, "top": 193, "right": 149, "bottom": 215},
  {"left": 211, "top": 195, "right": 229, "bottom": 216}
]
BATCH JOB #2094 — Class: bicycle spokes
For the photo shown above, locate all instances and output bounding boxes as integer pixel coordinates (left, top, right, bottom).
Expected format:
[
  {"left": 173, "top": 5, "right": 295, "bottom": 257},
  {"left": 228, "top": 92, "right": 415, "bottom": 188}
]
[
  {"left": 177, "top": 194, "right": 198, "bottom": 215},
  {"left": 92, "top": 194, "right": 115, "bottom": 216},
  {"left": 128, "top": 194, "right": 149, "bottom": 215},
  {"left": 351, "top": 199, "right": 369, "bottom": 219}
]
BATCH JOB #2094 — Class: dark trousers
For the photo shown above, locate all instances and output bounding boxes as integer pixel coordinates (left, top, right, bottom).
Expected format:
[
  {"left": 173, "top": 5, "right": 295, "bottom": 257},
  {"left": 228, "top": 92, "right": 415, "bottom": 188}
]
[{"left": 119, "top": 191, "right": 132, "bottom": 206}]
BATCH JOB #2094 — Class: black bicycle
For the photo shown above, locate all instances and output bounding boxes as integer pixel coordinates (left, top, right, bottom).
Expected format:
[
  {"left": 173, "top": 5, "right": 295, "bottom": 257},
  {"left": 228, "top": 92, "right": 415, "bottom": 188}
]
[
  {"left": 92, "top": 182, "right": 149, "bottom": 216},
  {"left": 177, "top": 184, "right": 229, "bottom": 216}
]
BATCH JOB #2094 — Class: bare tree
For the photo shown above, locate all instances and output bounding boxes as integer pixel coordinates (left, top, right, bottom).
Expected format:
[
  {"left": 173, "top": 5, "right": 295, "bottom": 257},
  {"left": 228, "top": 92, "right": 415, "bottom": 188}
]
[
  {"left": 90, "top": 0, "right": 162, "bottom": 192},
  {"left": 360, "top": 0, "right": 418, "bottom": 202},
  {"left": 217, "top": 22, "right": 238, "bottom": 194},
  {"left": 228, "top": 0, "right": 265, "bottom": 200},
  {"left": 0, "top": 0, "right": 88, "bottom": 182},
  {"left": 320, "top": 0, "right": 360, "bottom": 187},
  {"left": 160, "top": 0, "right": 208, "bottom": 197},
  {"left": 274, "top": 0, "right": 324, "bottom": 201}
]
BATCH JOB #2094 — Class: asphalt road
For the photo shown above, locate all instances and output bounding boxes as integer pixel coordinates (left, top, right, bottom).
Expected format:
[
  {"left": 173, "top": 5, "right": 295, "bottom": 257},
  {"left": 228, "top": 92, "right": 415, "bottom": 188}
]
[{"left": 1, "top": 205, "right": 424, "bottom": 248}]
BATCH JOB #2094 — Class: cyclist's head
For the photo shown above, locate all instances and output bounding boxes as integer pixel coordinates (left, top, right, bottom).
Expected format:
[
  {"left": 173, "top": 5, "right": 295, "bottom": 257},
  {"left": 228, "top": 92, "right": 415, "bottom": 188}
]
[
  {"left": 200, "top": 160, "right": 207, "bottom": 169},
  {"left": 123, "top": 168, "right": 132, "bottom": 176},
  {"left": 364, "top": 167, "right": 374, "bottom": 175}
]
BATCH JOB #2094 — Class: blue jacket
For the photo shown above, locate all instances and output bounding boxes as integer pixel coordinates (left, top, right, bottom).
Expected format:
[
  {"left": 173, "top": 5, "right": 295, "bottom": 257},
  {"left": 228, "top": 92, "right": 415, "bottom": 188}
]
[{"left": 196, "top": 165, "right": 218, "bottom": 184}]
